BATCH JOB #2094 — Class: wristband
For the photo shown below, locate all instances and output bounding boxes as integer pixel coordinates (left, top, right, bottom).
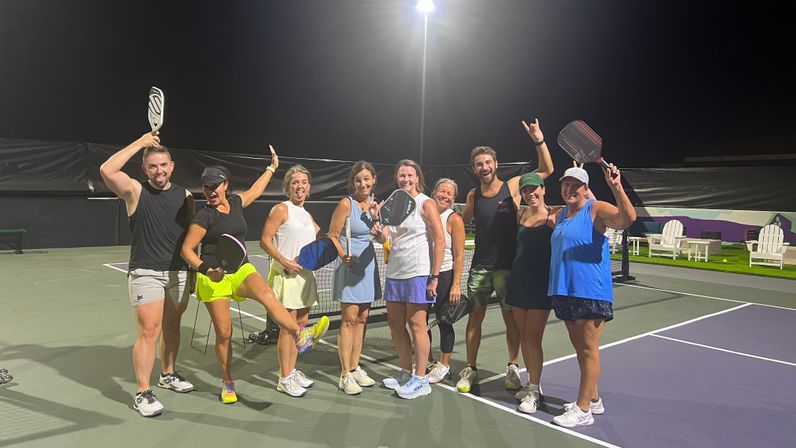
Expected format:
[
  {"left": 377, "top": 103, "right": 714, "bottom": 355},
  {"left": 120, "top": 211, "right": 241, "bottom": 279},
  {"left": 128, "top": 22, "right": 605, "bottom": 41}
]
[
  {"left": 266, "top": 166, "right": 276, "bottom": 174},
  {"left": 197, "top": 262, "right": 210, "bottom": 275},
  {"left": 428, "top": 274, "right": 439, "bottom": 280},
  {"left": 534, "top": 140, "right": 545, "bottom": 146}
]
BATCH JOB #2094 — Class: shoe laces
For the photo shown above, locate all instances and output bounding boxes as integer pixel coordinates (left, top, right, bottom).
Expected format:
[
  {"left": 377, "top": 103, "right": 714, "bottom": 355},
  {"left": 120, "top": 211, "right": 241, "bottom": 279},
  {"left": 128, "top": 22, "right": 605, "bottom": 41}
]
[
  {"left": 138, "top": 390, "right": 157, "bottom": 403},
  {"left": 459, "top": 366, "right": 473, "bottom": 379}
]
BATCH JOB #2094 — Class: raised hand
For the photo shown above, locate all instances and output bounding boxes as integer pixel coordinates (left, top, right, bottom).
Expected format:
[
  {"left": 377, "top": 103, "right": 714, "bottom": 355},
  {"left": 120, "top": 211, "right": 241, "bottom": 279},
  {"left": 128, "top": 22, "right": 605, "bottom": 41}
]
[
  {"left": 268, "top": 145, "right": 279, "bottom": 171},
  {"left": 522, "top": 118, "right": 544, "bottom": 144}
]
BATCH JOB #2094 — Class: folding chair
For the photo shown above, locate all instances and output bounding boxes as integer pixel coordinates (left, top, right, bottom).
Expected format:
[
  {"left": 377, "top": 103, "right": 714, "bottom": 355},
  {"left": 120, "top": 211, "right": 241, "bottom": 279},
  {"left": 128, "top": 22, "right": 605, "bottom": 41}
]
[{"left": 190, "top": 300, "right": 247, "bottom": 354}]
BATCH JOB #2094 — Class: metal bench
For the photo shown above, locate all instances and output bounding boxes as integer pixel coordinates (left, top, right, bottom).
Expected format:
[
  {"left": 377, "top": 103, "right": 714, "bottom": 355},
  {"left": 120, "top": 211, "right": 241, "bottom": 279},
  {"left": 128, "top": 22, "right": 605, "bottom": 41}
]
[{"left": 0, "top": 228, "right": 25, "bottom": 254}]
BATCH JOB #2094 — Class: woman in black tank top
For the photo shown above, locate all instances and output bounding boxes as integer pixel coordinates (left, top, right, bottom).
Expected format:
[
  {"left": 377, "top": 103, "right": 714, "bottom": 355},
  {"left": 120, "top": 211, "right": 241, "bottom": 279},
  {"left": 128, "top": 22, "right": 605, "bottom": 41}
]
[{"left": 506, "top": 172, "right": 563, "bottom": 414}]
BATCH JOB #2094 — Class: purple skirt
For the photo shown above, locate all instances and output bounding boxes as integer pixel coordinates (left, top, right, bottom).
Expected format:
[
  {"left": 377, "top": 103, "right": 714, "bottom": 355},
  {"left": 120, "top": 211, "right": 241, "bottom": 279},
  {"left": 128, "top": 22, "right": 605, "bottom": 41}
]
[{"left": 384, "top": 276, "right": 435, "bottom": 304}]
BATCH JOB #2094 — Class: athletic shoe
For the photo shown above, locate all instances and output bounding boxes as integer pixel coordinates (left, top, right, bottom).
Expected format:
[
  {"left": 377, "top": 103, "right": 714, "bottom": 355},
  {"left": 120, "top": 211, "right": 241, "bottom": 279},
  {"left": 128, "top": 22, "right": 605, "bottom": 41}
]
[
  {"left": 396, "top": 375, "right": 432, "bottom": 399},
  {"left": 277, "top": 375, "right": 307, "bottom": 397},
  {"left": 133, "top": 390, "right": 164, "bottom": 417},
  {"left": 427, "top": 363, "right": 450, "bottom": 384},
  {"left": 338, "top": 373, "right": 363, "bottom": 395},
  {"left": 515, "top": 383, "right": 543, "bottom": 401},
  {"left": 157, "top": 371, "right": 194, "bottom": 393},
  {"left": 312, "top": 316, "right": 330, "bottom": 346},
  {"left": 504, "top": 364, "right": 522, "bottom": 390},
  {"left": 220, "top": 380, "right": 237, "bottom": 404},
  {"left": 291, "top": 369, "right": 314, "bottom": 388},
  {"left": 564, "top": 398, "right": 605, "bottom": 415},
  {"left": 350, "top": 366, "right": 376, "bottom": 387},
  {"left": 456, "top": 366, "right": 478, "bottom": 393},
  {"left": 382, "top": 369, "right": 413, "bottom": 390},
  {"left": 553, "top": 405, "right": 594, "bottom": 428},
  {"left": 425, "top": 361, "right": 437, "bottom": 374},
  {"left": 518, "top": 389, "right": 541, "bottom": 414}
]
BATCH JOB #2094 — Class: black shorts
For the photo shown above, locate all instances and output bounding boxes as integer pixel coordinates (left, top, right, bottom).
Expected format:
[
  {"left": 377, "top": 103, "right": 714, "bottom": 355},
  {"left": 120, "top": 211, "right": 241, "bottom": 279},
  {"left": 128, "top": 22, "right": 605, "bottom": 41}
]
[{"left": 551, "top": 296, "right": 614, "bottom": 322}]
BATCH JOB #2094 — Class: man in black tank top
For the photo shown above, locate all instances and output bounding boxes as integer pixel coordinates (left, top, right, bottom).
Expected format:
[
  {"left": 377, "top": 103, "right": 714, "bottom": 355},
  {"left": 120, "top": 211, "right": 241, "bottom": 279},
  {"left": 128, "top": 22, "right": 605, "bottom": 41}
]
[
  {"left": 100, "top": 132, "right": 195, "bottom": 417},
  {"left": 455, "top": 119, "right": 554, "bottom": 394}
]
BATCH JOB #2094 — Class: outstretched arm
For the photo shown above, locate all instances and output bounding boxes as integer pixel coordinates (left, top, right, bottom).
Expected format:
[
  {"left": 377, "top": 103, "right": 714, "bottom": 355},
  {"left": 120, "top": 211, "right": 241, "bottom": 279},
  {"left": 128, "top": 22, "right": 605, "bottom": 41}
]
[{"left": 240, "top": 145, "right": 279, "bottom": 207}]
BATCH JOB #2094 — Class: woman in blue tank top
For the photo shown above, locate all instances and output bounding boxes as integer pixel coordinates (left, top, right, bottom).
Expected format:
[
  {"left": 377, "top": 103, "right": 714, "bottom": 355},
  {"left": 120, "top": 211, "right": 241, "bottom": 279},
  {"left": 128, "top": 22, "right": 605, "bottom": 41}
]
[{"left": 548, "top": 163, "right": 636, "bottom": 428}]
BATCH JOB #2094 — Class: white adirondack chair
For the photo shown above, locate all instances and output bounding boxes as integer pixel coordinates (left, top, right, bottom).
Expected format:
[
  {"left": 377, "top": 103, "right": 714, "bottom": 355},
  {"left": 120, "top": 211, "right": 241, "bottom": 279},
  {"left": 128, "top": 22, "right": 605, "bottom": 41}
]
[
  {"left": 605, "top": 228, "right": 623, "bottom": 254},
  {"left": 647, "top": 219, "right": 684, "bottom": 259},
  {"left": 748, "top": 224, "right": 787, "bottom": 269}
]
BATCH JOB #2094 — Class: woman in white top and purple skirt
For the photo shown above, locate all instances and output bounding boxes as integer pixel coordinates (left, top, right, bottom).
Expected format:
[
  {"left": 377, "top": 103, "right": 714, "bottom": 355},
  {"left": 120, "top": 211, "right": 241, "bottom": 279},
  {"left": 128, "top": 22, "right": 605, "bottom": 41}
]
[{"left": 373, "top": 159, "right": 445, "bottom": 399}]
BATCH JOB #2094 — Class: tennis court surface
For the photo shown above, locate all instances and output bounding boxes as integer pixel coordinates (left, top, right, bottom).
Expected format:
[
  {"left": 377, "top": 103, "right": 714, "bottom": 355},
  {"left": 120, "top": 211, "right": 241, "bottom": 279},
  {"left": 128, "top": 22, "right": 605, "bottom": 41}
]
[{"left": 1, "top": 246, "right": 794, "bottom": 448}]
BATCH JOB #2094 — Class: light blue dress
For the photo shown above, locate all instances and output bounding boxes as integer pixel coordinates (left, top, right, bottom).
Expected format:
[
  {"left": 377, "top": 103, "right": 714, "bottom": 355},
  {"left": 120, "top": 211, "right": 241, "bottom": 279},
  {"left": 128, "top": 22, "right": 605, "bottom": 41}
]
[{"left": 332, "top": 197, "right": 382, "bottom": 303}]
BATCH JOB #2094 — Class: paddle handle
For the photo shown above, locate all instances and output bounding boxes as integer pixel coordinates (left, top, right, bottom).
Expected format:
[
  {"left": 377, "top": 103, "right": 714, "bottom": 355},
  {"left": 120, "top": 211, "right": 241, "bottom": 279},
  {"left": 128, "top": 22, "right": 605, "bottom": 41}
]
[
  {"left": 345, "top": 217, "right": 351, "bottom": 256},
  {"left": 596, "top": 157, "right": 618, "bottom": 179}
]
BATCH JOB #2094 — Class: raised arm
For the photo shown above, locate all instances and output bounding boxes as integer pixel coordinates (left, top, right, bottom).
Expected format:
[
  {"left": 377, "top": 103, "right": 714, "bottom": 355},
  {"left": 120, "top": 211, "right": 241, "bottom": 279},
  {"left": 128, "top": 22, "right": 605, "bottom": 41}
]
[
  {"left": 593, "top": 165, "right": 637, "bottom": 231},
  {"left": 239, "top": 145, "right": 279, "bottom": 208},
  {"left": 523, "top": 118, "right": 554, "bottom": 180},
  {"left": 99, "top": 132, "right": 160, "bottom": 209},
  {"left": 448, "top": 212, "right": 466, "bottom": 305},
  {"left": 327, "top": 198, "right": 353, "bottom": 265}
]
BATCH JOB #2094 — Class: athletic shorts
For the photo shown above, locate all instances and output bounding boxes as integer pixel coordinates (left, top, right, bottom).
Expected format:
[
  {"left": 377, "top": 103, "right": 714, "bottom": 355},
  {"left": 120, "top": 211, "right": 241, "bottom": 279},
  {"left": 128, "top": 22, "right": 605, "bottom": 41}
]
[
  {"left": 384, "top": 276, "right": 435, "bottom": 304},
  {"left": 268, "top": 267, "right": 319, "bottom": 310},
  {"left": 551, "top": 296, "right": 614, "bottom": 322},
  {"left": 128, "top": 269, "right": 190, "bottom": 307},
  {"left": 467, "top": 268, "right": 511, "bottom": 311},
  {"left": 196, "top": 263, "right": 258, "bottom": 303}
]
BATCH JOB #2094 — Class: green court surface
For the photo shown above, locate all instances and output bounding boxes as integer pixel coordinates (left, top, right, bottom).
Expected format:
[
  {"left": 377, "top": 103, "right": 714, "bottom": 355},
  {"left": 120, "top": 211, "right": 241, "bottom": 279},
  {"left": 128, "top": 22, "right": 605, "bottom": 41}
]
[{"left": 1, "top": 246, "right": 794, "bottom": 448}]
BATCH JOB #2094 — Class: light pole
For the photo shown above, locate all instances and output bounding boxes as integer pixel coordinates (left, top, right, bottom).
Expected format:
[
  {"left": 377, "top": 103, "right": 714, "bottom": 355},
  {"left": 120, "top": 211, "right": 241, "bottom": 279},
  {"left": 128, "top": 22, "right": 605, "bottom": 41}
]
[{"left": 416, "top": 0, "right": 435, "bottom": 165}]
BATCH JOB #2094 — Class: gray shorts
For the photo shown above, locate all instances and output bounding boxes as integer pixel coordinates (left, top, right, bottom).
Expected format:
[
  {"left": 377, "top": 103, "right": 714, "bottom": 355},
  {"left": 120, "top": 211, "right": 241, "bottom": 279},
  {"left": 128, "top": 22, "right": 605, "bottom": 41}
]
[{"left": 128, "top": 269, "right": 190, "bottom": 307}]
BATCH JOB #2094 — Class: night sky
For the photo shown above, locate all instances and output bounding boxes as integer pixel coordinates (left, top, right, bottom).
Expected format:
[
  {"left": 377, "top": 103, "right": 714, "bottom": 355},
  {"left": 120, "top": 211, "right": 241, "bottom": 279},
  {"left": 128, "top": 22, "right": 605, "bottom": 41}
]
[{"left": 1, "top": 0, "right": 794, "bottom": 168}]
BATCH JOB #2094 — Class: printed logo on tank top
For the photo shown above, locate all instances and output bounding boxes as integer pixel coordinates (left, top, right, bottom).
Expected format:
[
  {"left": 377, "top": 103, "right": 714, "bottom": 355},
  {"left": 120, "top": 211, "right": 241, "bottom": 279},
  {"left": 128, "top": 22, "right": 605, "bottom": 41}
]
[{"left": 497, "top": 197, "right": 514, "bottom": 213}]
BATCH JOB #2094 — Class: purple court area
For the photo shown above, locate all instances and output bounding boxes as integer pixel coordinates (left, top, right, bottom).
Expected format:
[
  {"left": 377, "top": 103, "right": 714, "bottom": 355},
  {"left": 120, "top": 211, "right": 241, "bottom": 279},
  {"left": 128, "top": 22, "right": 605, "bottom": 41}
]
[{"left": 476, "top": 304, "right": 796, "bottom": 448}]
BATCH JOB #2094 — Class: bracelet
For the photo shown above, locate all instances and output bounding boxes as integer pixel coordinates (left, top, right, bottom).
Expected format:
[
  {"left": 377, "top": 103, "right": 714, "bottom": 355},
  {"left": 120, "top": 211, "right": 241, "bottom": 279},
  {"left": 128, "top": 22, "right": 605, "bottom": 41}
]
[
  {"left": 266, "top": 166, "right": 276, "bottom": 174},
  {"left": 534, "top": 140, "right": 545, "bottom": 146},
  {"left": 197, "top": 262, "right": 210, "bottom": 275}
]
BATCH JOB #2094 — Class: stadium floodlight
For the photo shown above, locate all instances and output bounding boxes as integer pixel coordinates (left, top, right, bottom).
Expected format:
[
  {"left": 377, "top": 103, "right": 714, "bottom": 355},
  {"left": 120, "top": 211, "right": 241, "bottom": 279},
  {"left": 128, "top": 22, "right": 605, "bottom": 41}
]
[{"left": 416, "top": 0, "right": 436, "bottom": 14}]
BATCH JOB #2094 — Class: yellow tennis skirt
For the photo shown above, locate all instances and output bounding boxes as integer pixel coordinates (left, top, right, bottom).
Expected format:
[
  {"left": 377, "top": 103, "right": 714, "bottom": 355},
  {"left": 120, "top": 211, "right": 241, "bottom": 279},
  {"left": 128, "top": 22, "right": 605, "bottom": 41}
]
[
  {"left": 196, "top": 263, "right": 258, "bottom": 303},
  {"left": 267, "top": 265, "right": 318, "bottom": 310}
]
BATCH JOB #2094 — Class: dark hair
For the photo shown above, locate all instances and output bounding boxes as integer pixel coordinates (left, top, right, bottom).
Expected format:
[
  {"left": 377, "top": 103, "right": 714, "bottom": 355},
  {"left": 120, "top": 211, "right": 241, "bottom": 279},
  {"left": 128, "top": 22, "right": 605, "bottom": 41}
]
[
  {"left": 347, "top": 161, "right": 377, "bottom": 194},
  {"left": 142, "top": 145, "right": 171, "bottom": 163},
  {"left": 470, "top": 145, "right": 497, "bottom": 166},
  {"left": 394, "top": 159, "right": 426, "bottom": 193}
]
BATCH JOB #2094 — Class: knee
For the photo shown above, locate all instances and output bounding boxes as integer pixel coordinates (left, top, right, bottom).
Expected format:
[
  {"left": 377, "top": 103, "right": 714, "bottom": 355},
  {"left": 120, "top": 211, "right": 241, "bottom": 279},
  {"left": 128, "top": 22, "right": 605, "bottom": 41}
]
[
  {"left": 138, "top": 321, "right": 161, "bottom": 341},
  {"left": 341, "top": 318, "right": 358, "bottom": 329},
  {"left": 214, "top": 324, "right": 233, "bottom": 342}
]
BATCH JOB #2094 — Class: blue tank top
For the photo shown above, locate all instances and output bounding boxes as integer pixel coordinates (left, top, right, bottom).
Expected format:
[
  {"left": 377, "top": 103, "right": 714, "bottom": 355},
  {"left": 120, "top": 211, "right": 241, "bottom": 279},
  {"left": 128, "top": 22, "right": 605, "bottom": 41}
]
[{"left": 547, "top": 199, "right": 613, "bottom": 302}]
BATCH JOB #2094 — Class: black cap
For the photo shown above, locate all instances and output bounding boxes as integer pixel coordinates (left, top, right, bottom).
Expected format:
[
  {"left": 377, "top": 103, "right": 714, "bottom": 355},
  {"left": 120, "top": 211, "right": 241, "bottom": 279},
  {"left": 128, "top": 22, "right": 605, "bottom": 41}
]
[{"left": 200, "top": 167, "right": 228, "bottom": 185}]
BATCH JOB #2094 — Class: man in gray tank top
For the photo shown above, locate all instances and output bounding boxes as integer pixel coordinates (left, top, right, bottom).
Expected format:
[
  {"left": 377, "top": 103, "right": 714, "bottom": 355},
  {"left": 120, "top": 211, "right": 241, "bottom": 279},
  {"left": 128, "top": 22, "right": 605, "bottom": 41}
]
[
  {"left": 456, "top": 119, "right": 554, "bottom": 394},
  {"left": 100, "top": 131, "right": 195, "bottom": 417}
]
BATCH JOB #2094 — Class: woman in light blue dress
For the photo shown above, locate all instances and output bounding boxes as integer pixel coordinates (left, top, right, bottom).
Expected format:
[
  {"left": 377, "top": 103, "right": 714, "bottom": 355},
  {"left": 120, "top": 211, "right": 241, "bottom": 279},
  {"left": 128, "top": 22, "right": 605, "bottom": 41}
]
[{"left": 328, "top": 161, "right": 382, "bottom": 394}]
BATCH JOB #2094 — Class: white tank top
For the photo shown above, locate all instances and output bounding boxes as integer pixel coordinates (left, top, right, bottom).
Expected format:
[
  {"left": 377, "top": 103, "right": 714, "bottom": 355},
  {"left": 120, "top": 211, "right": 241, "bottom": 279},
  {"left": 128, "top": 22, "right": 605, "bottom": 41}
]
[
  {"left": 440, "top": 208, "right": 454, "bottom": 272},
  {"left": 272, "top": 200, "right": 316, "bottom": 270},
  {"left": 386, "top": 192, "right": 433, "bottom": 279}
]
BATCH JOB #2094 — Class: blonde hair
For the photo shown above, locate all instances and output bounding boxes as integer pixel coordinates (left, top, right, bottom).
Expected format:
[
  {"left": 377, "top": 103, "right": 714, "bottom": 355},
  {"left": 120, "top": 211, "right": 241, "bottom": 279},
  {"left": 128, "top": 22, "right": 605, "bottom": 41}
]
[
  {"left": 282, "top": 164, "right": 311, "bottom": 196},
  {"left": 394, "top": 159, "right": 426, "bottom": 194},
  {"left": 433, "top": 178, "right": 458, "bottom": 198}
]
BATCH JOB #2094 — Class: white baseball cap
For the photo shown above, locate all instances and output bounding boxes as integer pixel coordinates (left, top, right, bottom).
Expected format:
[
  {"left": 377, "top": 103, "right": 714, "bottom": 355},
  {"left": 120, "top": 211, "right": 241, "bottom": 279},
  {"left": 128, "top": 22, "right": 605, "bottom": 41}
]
[{"left": 559, "top": 167, "right": 589, "bottom": 185}]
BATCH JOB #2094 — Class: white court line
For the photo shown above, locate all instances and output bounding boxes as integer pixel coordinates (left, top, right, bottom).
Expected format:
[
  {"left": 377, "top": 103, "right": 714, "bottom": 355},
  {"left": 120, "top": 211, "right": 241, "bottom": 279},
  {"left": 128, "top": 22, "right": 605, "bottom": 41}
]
[
  {"left": 102, "top": 263, "right": 127, "bottom": 273},
  {"left": 617, "top": 283, "right": 796, "bottom": 311},
  {"left": 650, "top": 334, "right": 796, "bottom": 368}
]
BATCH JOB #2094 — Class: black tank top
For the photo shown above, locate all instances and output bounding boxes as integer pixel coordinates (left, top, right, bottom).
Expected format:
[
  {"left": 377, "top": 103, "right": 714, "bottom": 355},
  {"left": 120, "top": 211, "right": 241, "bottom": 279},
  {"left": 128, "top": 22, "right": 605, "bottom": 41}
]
[
  {"left": 129, "top": 182, "right": 191, "bottom": 271},
  {"left": 507, "top": 210, "right": 553, "bottom": 306},
  {"left": 472, "top": 182, "right": 517, "bottom": 269}
]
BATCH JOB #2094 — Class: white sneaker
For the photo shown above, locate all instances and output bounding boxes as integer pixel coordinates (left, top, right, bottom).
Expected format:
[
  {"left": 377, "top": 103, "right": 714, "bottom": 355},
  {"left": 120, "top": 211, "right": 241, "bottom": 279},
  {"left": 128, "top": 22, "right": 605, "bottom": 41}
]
[
  {"left": 518, "top": 390, "right": 540, "bottom": 414},
  {"left": 350, "top": 366, "right": 376, "bottom": 387},
  {"left": 515, "top": 383, "right": 543, "bottom": 401},
  {"left": 383, "top": 370, "right": 413, "bottom": 390},
  {"left": 564, "top": 398, "right": 605, "bottom": 415},
  {"left": 277, "top": 375, "right": 307, "bottom": 397},
  {"left": 456, "top": 366, "right": 478, "bottom": 393},
  {"left": 291, "top": 369, "right": 314, "bottom": 388},
  {"left": 504, "top": 364, "right": 521, "bottom": 390},
  {"left": 133, "top": 390, "right": 164, "bottom": 417},
  {"left": 338, "top": 373, "right": 363, "bottom": 395},
  {"left": 396, "top": 375, "right": 432, "bottom": 399},
  {"left": 427, "top": 363, "right": 450, "bottom": 384},
  {"left": 157, "top": 372, "right": 194, "bottom": 393},
  {"left": 553, "top": 404, "right": 594, "bottom": 428}
]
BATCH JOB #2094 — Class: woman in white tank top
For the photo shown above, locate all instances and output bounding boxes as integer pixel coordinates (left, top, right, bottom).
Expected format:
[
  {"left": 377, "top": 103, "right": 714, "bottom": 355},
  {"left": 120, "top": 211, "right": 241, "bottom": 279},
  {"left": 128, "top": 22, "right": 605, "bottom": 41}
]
[
  {"left": 372, "top": 160, "right": 445, "bottom": 399},
  {"left": 260, "top": 165, "right": 322, "bottom": 398}
]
